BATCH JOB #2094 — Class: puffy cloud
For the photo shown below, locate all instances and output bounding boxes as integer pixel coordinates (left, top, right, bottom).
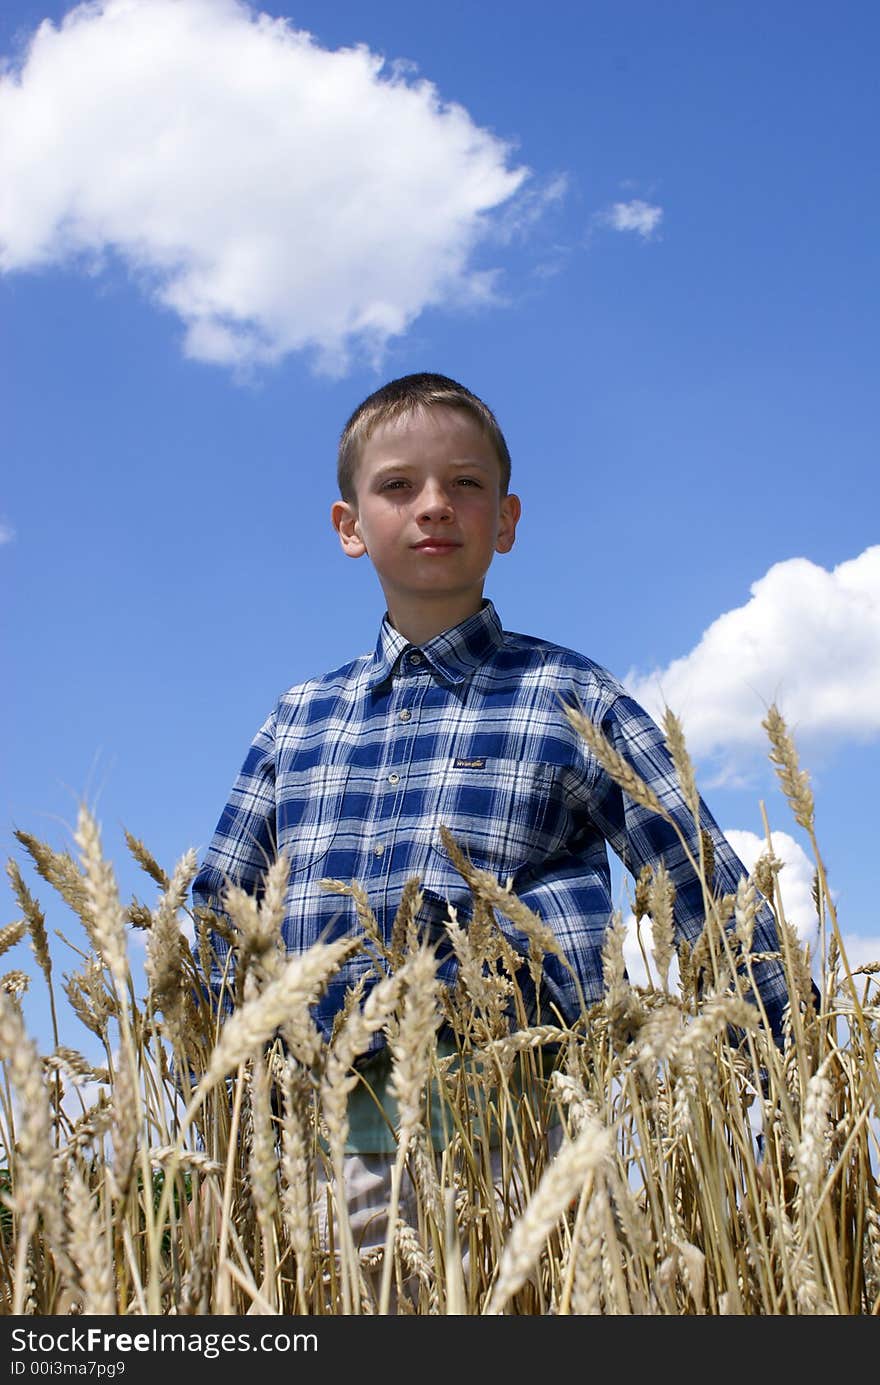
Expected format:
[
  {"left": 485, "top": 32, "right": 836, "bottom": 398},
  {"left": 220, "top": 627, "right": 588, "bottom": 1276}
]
[
  {"left": 0, "top": 0, "right": 531, "bottom": 372},
  {"left": 833, "top": 933, "right": 880, "bottom": 972},
  {"left": 625, "top": 547, "right": 880, "bottom": 760},
  {"left": 600, "top": 199, "right": 662, "bottom": 239}
]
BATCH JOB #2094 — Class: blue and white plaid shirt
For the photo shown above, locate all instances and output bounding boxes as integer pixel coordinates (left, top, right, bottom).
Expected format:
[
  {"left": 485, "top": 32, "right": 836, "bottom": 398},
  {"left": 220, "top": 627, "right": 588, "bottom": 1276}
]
[{"left": 192, "top": 599, "right": 788, "bottom": 1042}]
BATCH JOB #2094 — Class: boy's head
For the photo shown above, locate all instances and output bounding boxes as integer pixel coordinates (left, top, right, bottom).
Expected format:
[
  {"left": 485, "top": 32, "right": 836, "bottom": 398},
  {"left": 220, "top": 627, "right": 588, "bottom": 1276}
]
[
  {"left": 337, "top": 372, "right": 512, "bottom": 506},
  {"left": 330, "top": 371, "right": 521, "bottom": 644}
]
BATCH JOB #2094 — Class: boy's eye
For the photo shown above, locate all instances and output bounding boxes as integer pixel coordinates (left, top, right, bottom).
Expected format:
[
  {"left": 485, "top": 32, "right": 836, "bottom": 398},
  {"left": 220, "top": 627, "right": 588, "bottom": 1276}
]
[{"left": 378, "top": 475, "right": 482, "bottom": 493}]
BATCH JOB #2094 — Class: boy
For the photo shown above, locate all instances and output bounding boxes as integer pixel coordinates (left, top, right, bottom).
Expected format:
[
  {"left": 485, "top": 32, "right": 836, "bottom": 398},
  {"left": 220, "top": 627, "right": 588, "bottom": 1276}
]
[{"left": 192, "top": 372, "right": 789, "bottom": 1244}]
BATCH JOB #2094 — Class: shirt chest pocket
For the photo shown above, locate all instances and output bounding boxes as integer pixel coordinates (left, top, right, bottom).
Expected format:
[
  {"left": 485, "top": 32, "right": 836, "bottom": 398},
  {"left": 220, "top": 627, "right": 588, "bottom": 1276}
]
[
  {"left": 428, "top": 758, "right": 557, "bottom": 879},
  {"left": 275, "top": 763, "right": 352, "bottom": 874}
]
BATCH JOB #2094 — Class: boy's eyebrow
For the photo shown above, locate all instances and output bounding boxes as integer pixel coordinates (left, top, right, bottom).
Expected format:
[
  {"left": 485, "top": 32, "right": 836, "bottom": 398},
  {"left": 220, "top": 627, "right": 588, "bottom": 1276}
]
[{"left": 370, "top": 457, "right": 495, "bottom": 477}]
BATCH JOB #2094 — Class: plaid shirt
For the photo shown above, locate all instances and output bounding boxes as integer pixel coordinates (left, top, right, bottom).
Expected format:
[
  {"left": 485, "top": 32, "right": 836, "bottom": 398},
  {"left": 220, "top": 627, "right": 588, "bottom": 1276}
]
[{"left": 192, "top": 599, "right": 789, "bottom": 1042}]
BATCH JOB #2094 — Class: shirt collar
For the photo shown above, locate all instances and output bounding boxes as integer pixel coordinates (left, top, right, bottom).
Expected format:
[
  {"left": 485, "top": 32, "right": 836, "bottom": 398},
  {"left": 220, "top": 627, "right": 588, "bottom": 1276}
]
[{"left": 369, "top": 599, "right": 505, "bottom": 688}]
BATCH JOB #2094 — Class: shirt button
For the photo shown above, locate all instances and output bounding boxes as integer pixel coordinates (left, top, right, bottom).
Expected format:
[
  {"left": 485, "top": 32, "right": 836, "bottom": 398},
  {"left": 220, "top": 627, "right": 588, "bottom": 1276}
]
[
  {"left": 387, "top": 772, "right": 400, "bottom": 785},
  {"left": 410, "top": 652, "right": 422, "bottom": 665},
  {"left": 373, "top": 842, "right": 385, "bottom": 857},
  {"left": 398, "top": 708, "right": 411, "bottom": 722}
]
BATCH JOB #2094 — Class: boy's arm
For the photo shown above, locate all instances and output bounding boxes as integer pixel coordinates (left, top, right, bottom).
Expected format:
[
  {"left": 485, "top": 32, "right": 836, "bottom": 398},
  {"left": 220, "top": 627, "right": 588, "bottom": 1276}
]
[
  {"left": 191, "top": 709, "right": 278, "bottom": 988},
  {"left": 586, "top": 691, "right": 791, "bottom": 1039}
]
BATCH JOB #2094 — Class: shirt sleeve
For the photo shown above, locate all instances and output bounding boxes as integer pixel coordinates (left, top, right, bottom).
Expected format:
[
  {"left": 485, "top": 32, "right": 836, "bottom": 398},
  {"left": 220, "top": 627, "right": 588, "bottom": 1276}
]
[
  {"left": 587, "top": 691, "right": 790, "bottom": 1039},
  {"left": 190, "top": 708, "right": 278, "bottom": 989}
]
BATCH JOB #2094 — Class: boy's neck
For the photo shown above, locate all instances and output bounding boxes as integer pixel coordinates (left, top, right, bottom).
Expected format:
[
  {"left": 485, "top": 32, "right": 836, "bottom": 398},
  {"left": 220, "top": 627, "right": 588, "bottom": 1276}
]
[{"left": 385, "top": 592, "right": 485, "bottom": 646}]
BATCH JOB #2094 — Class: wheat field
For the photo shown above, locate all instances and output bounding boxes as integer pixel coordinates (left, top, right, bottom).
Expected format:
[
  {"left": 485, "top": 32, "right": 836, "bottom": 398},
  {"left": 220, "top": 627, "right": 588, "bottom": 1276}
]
[{"left": 1, "top": 705, "right": 878, "bottom": 1316}]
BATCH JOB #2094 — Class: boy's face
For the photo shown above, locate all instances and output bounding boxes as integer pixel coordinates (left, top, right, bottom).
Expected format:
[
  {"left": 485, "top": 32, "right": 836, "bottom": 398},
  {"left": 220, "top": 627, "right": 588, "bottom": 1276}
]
[{"left": 331, "top": 405, "right": 521, "bottom": 639}]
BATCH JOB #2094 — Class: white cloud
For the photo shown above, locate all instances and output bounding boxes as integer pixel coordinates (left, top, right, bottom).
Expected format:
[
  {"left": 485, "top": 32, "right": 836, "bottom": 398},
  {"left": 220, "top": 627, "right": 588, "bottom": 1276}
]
[
  {"left": 0, "top": 519, "right": 14, "bottom": 544},
  {"left": 492, "top": 173, "right": 569, "bottom": 244},
  {"left": 0, "top": 0, "right": 532, "bottom": 372},
  {"left": 625, "top": 546, "right": 880, "bottom": 760},
  {"left": 834, "top": 933, "right": 880, "bottom": 971},
  {"left": 600, "top": 199, "right": 663, "bottom": 239}
]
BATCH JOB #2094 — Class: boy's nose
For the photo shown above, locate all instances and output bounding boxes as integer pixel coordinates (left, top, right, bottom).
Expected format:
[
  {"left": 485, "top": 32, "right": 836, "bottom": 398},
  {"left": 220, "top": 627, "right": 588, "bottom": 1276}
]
[{"left": 417, "top": 484, "right": 454, "bottom": 522}]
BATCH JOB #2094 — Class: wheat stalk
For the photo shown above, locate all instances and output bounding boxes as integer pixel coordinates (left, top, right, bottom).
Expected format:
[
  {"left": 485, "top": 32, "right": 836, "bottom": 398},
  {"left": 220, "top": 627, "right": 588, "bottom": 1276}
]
[
  {"left": 763, "top": 704, "right": 815, "bottom": 831},
  {"left": 562, "top": 703, "right": 668, "bottom": 818},
  {"left": 0, "top": 990, "right": 65, "bottom": 1311},
  {"left": 145, "top": 847, "right": 199, "bottom": 1050},
  {"left": 485, "top": 1115, "right": 612, "bottom": 1314},
  {"left": 1, "top": 744, "right": 877, "bottom": 1316},
  {"left": 64, "top": 1161, "right": 115, "bottom": 1314},
  {"left": 74, "top": 807, "right": 130, "bottom": 996},
  {"left": 194, "top": 938, "right": 358, "bottom": 1104},
  {"left": 389, "top": 945, "right": 443, "bottom": 1147},
  {"left": 648, "top": 861, "right": 676, "bottom": 992},
  {"left": 279, "top": 1058, "right": 316, "bottom": 1309}
]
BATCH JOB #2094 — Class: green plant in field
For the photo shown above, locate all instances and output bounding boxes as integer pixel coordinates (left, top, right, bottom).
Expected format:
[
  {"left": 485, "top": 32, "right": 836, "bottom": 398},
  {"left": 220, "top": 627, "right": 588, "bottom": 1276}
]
[{"left": 0, "top": 1169, "right": 12, "bottom": 1244}]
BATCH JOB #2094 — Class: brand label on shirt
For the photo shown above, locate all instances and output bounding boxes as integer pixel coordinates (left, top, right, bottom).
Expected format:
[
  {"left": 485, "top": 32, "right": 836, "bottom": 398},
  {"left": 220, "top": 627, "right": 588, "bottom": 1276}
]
[{"left": 452, "top": 756, "right": 487, "bottom": 769}]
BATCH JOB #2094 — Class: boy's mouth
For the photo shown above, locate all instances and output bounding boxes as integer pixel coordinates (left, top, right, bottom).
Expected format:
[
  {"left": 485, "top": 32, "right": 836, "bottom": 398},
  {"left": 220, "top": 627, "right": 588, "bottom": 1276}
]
[{"left": 412, "top": 538, "right": 461, "bottom": 551}]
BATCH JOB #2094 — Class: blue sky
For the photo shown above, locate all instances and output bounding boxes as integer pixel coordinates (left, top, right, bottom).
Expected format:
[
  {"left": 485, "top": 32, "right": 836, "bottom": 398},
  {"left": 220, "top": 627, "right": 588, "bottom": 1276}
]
[{"left": 2, "top": 0, "right": 878, "bottom": 1058}]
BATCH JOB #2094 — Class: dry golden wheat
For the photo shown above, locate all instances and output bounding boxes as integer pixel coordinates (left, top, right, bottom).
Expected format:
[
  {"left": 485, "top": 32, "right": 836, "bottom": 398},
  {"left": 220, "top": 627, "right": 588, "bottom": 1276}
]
[{"left": 0, "top": 711, "right": 877, "bottom": 1315}]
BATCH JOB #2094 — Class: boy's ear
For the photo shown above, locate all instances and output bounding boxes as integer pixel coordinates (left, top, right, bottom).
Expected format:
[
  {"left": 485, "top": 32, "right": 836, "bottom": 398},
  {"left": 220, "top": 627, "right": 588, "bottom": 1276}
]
[
  {"left": 495, "top": 492, "right": 521, "bottom": 555},
  {"left": 331, "top": 499, "right": 367, "bottom": 558}
]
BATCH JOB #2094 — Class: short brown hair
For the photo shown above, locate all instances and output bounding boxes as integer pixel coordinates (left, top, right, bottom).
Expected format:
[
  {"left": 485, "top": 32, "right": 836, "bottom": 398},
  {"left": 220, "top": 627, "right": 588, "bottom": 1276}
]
[{"left": 337, "top": 372, "right": 512, "bottom": 504}]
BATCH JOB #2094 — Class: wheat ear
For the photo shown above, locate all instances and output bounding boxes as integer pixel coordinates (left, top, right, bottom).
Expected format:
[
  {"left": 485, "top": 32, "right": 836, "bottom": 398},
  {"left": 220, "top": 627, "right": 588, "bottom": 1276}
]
[{"left": 485, "top": 1116, "right": 612, "bottom": 1314}]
